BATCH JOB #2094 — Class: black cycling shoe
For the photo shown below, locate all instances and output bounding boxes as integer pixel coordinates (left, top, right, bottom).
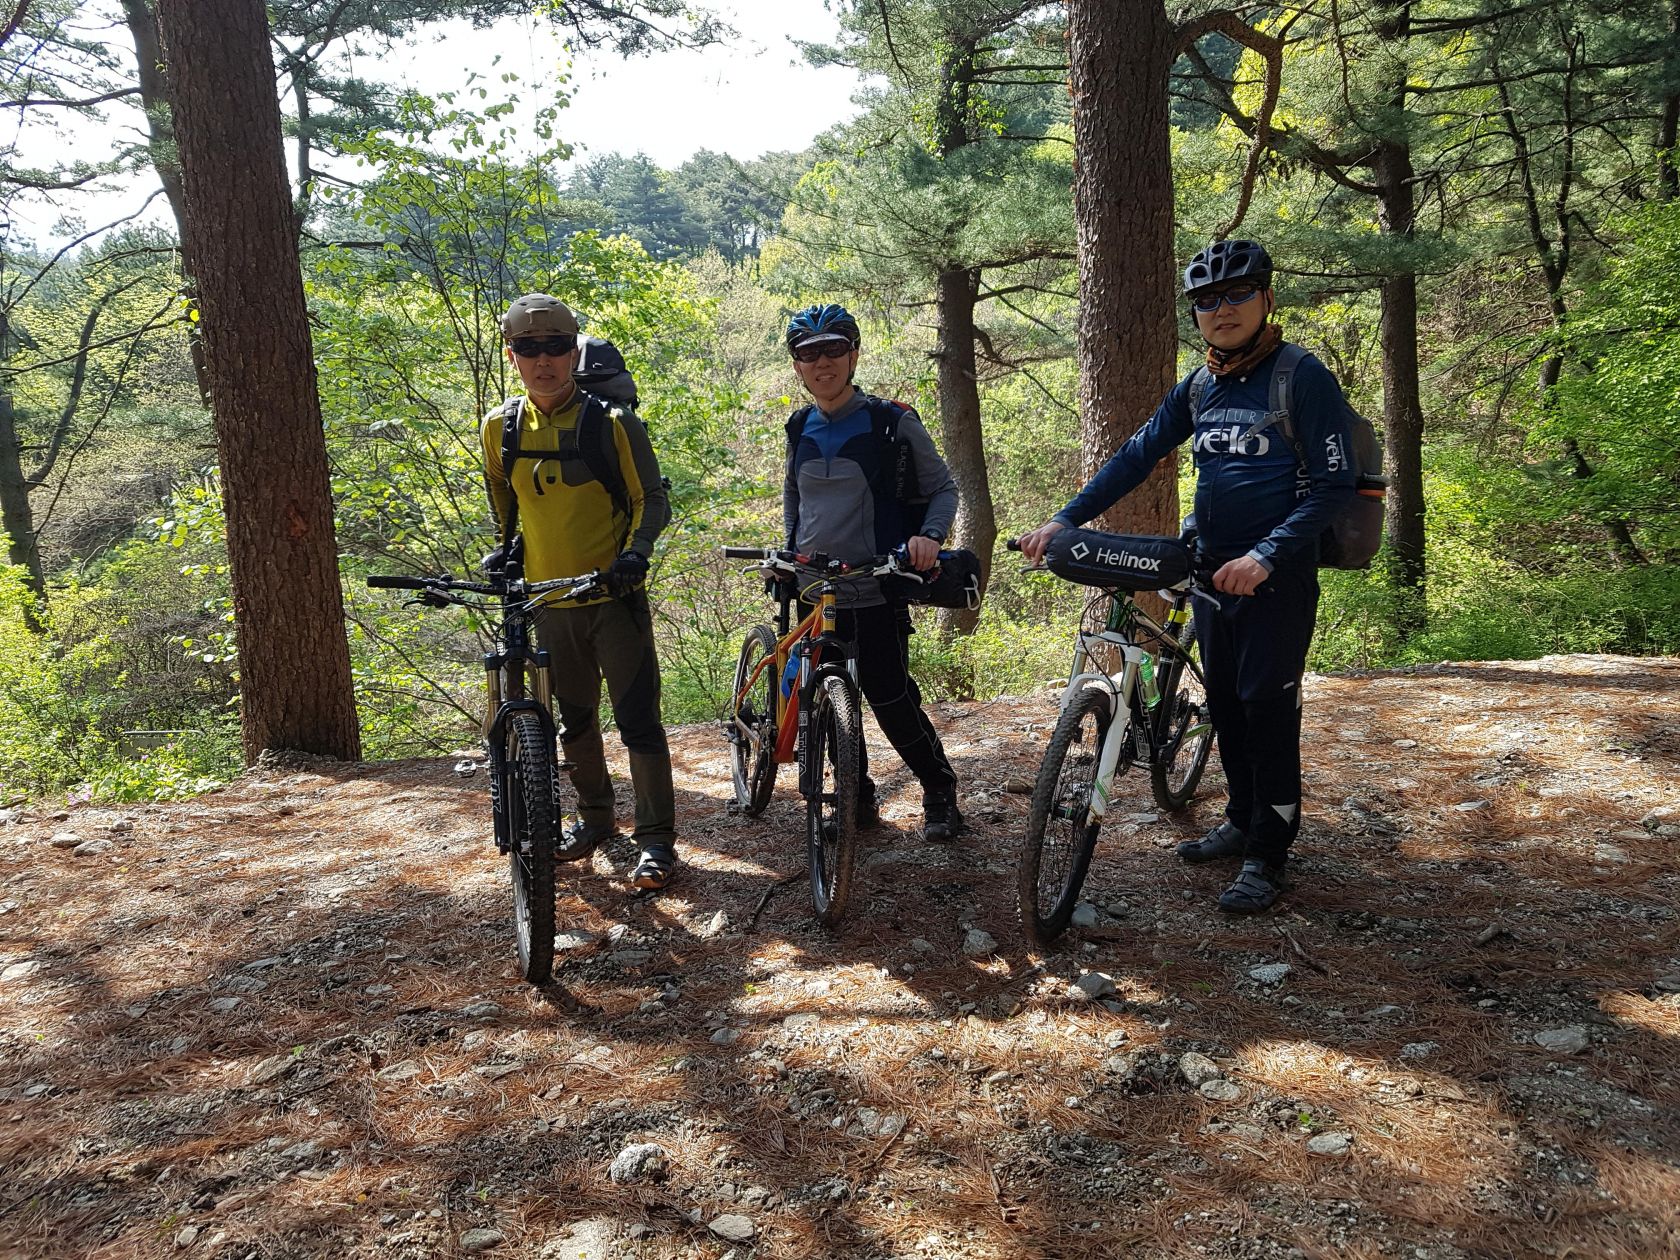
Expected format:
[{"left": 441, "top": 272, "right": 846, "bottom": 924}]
[
  {"left": 1176, "top": 820, "right": 1249, "bottom": 864},
  {"left": 556, "top": 819, "right": 616, "bottom": 862},
  {"left": 922, "top": 795, "right": 966, "bottom": 843},
  {"left": 1218, "top": 859, "right": 1285, "bottom": 914},
  {"left": 857, "top": 778, "right": 883, "bottom": 830}
]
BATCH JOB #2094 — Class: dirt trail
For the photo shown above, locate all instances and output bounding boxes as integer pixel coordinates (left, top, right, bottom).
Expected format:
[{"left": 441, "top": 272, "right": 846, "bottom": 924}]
[{"left": 1, "top": 655, "right": 1677, "bottom": 1260}]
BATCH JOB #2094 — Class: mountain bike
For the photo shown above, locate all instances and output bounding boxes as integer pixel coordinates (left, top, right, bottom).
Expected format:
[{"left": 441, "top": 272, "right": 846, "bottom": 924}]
[
  {"left": 719, "top": 546, "right": 924, "bottom": 928},
  {"left": 1008, "top": 536, "right": 1215, "bottom": 947},
  {"left": 366, "top": 559, "right": 604, "bottom": 985}
]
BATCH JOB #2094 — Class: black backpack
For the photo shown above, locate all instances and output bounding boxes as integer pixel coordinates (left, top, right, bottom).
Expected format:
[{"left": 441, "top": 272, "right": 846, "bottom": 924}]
[
  {"left": 1188, "top": 343, "right": 1387, "bottom": 570},
  {"left": 785, "top": 396, "right": 929, "bottom": 545},
  {"left": 494, "top": 336, "right": 658, "bottom": 539}
]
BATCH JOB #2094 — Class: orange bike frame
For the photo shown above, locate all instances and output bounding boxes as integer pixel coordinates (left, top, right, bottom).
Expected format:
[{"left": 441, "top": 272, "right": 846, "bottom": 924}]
[{"left": 731, "top": 582, "right": 840, "bottom": 765}]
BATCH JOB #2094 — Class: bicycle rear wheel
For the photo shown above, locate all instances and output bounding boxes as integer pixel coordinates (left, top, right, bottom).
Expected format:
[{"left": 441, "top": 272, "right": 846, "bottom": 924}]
[
  {"left": 507, "top": 710, "right": 558, "bottom": 984},
  {"left": 1150, "top": 634, "right": 1213, "bottom": 812},
  {"left": 728, "top": 624, "right": 779, "bottom": 815},
  {"left": 1019, "top": 686, "right": 1111, "bottom": 947},
  {"left": 806, "top": 672, "right": 861, "bottom": 929}
]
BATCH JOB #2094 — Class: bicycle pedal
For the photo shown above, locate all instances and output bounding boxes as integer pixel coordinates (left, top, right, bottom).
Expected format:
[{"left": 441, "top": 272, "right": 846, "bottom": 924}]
[
  {"left": 453, "top": 759, "right": 482, "bottom": 778},
  {"left": 725, "top": 800, "right": 742, "bottom": 815}
]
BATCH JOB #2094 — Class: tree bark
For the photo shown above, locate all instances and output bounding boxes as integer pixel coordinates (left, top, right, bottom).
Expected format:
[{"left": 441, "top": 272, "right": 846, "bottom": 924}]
[
  {"left": 1661, "top": 0, "right": 1679, "bottom": 199},
  {"left": 0, "top": 313, "right": 46, "bottom": 616},
  {"left": 932, "top": 264, "right": 995, "bottom": 639},
  {"left": 119, "top": 0, "right": 211, "bottom": 407},
  {"left": 155, "top": 0, "right": 361, "bottom": 763},
  {"left": 1372, "top": 4, "right": 1427, "bottom": 638},
  {"left": 1067, "top": 0, "right": 1179, "bottom": 538}
]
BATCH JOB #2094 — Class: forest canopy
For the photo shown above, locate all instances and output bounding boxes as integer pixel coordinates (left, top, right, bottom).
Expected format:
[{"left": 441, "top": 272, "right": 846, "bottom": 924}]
[{"left": 0, "top": 0, "right": 1676, "bottom": 801}]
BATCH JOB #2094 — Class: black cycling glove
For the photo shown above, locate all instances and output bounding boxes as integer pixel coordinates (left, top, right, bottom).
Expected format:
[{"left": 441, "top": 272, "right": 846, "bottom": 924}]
[{"left": 607, "top": 550, "right": 649, "bottom": 595}]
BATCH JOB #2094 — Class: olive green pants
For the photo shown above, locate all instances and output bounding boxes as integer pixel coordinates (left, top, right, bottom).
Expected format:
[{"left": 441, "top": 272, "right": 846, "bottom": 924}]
[{"left": 533, "top": 590, "right": 676, "bottom": 853}]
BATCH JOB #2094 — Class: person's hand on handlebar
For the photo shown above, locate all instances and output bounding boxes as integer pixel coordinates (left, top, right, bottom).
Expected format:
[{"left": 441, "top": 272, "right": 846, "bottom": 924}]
[
  {"left": 1015, "top": 520, "right": 1066, "bottom": 564},
  {"left": 1212, "top": 555, "right": 1269, "bottom": 597},
  {"left": 905, "top": 535, "right": 941, "bottom": 571}
]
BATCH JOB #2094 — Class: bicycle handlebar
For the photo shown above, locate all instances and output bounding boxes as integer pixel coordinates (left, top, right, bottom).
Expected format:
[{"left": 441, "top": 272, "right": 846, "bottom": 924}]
[
  {"left": 720, "top": 545, "right": 925, "bottom": 584},
  {"left": 365, "top": 569, "right": 604, "bottom": 604}
]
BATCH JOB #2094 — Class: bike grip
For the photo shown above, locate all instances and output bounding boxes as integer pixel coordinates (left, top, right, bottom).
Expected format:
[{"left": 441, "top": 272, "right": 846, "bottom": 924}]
[
  {"left": 366, "top": 575, "right": 431, "bottom": 590},
  {"left": 721, "top": 546, "right": 764, "bottom": 560}
]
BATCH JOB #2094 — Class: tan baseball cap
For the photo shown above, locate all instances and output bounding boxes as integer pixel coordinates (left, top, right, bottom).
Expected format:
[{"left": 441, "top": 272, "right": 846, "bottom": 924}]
[{"left": 500, "top": 293, "right": 579, "bottom": 341}]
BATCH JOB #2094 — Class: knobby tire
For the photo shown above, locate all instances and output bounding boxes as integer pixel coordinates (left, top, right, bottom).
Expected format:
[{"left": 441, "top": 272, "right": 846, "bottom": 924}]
[
  {"left": 508, "top": 710, "right": 558, "bottom": 984},
  {"left": 1149, "top": 630, "right": 1213, "bottom": 812},
  {"left": 729, "top": 624, "right": 779, "bottom": 815},
  {"left": 806, "top": 672, "right": 861, "bottom": 929},
  {"left": 1019, "top": 686, "right": 1111, "bottom": 947}
]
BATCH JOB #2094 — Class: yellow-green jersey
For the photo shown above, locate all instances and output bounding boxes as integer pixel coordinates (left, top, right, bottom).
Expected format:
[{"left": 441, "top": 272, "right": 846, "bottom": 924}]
[{"left": 480, "top": 390, "right": 670, "bottom": 603}]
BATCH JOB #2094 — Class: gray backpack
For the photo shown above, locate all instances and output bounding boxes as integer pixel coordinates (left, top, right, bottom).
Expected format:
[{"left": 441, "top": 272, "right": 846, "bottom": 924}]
[{"left": 1189, "top": 343, "right": 1387, "bottom": 570}]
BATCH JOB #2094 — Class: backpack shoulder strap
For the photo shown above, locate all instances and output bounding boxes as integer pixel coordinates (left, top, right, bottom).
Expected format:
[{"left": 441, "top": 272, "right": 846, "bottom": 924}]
[
  {"left": 866, "top": 397, "right": 921, "bottom": 503},
  {"left": 1187, "top": 366, "right": 1214, "bottom": 421},
  {"left": 575, "top": 393, "right": 631, "bottom": 525},
  {"left": 499, "top": 396, "right": 525, "bottom": 488},
  {"left": 1268, "top": 343, "right": 1309, "bottom": 447}
]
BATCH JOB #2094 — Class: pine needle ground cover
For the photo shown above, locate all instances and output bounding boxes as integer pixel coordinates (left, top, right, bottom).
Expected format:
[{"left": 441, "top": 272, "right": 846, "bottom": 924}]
[{"left": 1, "top": 656, "right": 1675, "bottom": 1259}]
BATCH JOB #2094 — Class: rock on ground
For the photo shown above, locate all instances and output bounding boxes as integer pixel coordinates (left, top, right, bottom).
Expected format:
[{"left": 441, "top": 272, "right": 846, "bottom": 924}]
[
  {"left": 608, "top": 1142, "right": 670, "bottom": 1184},
  {"left": 961, "top": 928, "right": 998, "bottom": 957},
  {"left": 459, "top": 1227, "right": 505, "bottom": 1252},
  {"left": 1534, "top": 1026, "right": 1591, "bottom": 1055},
  {"left": 708, "top": 1214, "right": 755, "bottom": 1244},
  {"left": 1306, "top": 1132, "right": 1353, "bottom": 1157}
]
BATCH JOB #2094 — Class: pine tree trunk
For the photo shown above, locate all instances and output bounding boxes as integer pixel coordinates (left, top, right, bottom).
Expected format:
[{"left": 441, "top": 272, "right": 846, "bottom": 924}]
[
  {"left": 1661, "top": 0, "right": 1679, "bottom": 199},
  {"left": 1372, "top": 3, "right": 1427, "bottom": 639},
  {"left": 1374, "top": 149, "right": 1427, "bottom": 639},
  {"left": 155, "top": 0, "right": 361, "bottom": 763},
  {"left": 119, "top": 0, "right": 212, "bottom": 407},
  {"left": 0, "top": 315, "right": 46, "bottom": 618},
  {"left": 1067, "top": 0, "right": 1180, "bottom": 538},
  {"left": 932, "top": 265, "right": 994, "bottom": 639}
]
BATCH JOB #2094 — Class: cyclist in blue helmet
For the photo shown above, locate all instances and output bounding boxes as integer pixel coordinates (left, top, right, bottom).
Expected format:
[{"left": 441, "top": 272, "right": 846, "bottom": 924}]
[
  {"left": 1018, "top": 241, "right": 1356, "bottom": 913},
  {"left": 780, "top": 303, "right": 967, "bottom": 843}
]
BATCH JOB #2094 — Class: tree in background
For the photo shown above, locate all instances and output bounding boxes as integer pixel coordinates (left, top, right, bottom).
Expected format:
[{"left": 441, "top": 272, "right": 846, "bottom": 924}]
[
  {"left": 787, "top": 0, "right": 1076, "bottom": 633},
  {"left": 155, "top": 0, "right": 360, "bottom": 762},
  {"left": 1065, "top": 0, "right": 1280, "bottom": 543}
]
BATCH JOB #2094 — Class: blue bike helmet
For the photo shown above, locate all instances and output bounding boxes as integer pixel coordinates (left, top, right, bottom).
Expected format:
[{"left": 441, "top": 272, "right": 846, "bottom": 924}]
[
  {"left": 1182, "top": 239, "right": 1273, "bottom": 296},
  {"left": 786, "top": 303, "right": 861, "bottom": 352}
]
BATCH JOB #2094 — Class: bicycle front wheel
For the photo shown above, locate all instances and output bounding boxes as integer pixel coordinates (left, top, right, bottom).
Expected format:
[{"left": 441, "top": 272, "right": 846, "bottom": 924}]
[
  {"left": 728, "top": 624, "right": 779, "bottom": 816},
  {"left": 507, "top": 709, "right": 558, "bottom": 984},
  {"left": 806, "top": 672, "right": 861, "bottom": 929},
  {"left": 1019, "top": 686, "right": 1111, "bottom": 947},
  {"left": 1150, "top": 635, "right": 1213, "bottom": 812}
]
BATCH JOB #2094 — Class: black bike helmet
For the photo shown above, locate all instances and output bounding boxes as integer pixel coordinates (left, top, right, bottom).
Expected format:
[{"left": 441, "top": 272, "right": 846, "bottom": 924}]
[
  {"left": 1182, "top": 239, "right": 1273, "bottom": 296},
  {"left": 786, "top": 303, "right": 861, "bottom": 352}
]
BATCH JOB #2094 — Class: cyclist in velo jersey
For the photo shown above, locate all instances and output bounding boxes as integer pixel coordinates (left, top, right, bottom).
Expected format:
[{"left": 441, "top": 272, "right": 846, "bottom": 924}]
[{"left": 1018, "top": 242, "right": 1355, "bottom": 913}]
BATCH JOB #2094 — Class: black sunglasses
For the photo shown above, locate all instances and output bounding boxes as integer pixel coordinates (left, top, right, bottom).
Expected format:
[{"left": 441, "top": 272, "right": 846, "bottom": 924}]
[
  {"left": 1190, "top": 283, "right": 1263, "bottom": 313},
  {"left": 791, "top": 341, "right": 853, "bottom": 363},
  {"left": 510, "top": 335, "right": 577, "bottom": 358}
]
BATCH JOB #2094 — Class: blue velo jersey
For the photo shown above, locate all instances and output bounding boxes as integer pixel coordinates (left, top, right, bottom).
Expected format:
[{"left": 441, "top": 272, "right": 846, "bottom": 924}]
[{"left": 1054, "top": 344, "right": 1356, "bottom": 569}]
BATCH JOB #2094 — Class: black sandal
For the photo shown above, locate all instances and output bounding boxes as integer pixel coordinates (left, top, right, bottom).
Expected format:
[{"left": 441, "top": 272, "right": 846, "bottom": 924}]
[
  {"left": 628, "top": 848, "right": 678, "bottom": 892},
  {"left": 1177, "top": 820, "right": 1248, "bottom": 864},
  {"left": 1218, "top": 859, "right": 1284, "bottom": 914}
]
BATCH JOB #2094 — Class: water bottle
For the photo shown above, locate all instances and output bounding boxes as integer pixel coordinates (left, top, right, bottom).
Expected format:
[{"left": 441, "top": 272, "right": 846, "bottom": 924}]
[
  {"left": 1138, "top": 653, "right": 1159, "bottom": 709},
  {"left": 781, "top": 654, "right": 799, "bottom": 700}
]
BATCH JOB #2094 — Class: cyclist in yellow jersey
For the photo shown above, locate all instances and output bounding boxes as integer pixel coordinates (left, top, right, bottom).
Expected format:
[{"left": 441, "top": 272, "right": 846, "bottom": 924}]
[{"left": 480, "top": 294, "right": 678, "bottom": 891}]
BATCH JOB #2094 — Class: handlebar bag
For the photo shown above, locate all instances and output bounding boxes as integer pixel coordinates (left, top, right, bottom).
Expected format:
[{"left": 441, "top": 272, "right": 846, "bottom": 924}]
[
  {"left": 1044, "top": 529, "right": 1191, "bottom": 591},
  {"left": 894, "top": 547, "right": 982, "bottom": 610}
]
